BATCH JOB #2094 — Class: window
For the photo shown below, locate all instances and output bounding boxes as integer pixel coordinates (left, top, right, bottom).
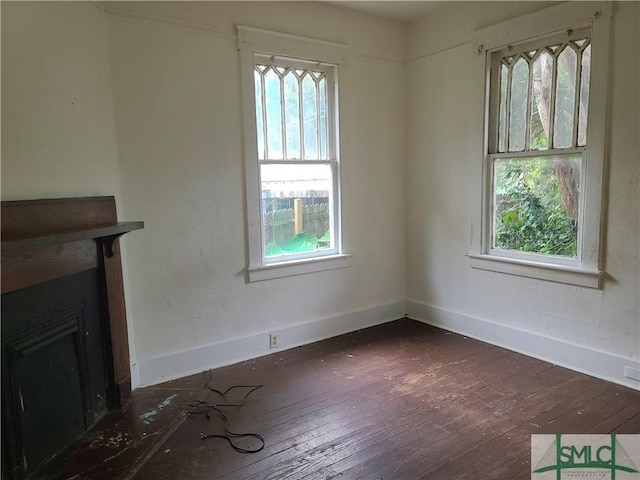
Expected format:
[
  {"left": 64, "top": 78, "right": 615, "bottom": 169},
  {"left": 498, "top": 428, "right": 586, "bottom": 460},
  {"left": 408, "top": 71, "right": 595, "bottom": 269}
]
[
  {"left": 254, "top": 57, "right": 337, "bottom": 261},
  {"left": 468, "top": 2, "right": 611, "bottom": 288},
  {"left": 490, "top": 29, "right": 590, "bottom": 261},
  {"left": 238, "top": 27, "right": 352, "bottom": 281}
]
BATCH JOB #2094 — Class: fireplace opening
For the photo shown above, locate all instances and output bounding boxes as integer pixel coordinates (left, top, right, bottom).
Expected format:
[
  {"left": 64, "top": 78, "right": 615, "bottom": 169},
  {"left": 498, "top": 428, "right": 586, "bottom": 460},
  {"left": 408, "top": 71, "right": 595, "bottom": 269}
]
[{"left": 2, "top": 269, "right": 111, "bottom": 474}]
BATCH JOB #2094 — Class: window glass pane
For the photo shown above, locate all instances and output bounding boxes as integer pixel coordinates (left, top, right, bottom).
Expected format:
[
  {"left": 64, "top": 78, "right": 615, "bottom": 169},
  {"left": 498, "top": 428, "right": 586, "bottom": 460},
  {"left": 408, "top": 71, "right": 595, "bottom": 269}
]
[
  {"left": 508, "top": 57, "right": 529, "bottom": 152},
  {"left": 284, "top": 71, "right": 301, "bottom": 159},
  {"left": 265, "top": 68, "right": 283, "bottom": 159},
  {"left": 553, "top": 46, "right": 577, "bottom": 149},
  {"left": 498, "top": 63, "right": 508, "bottom": 153},
  {"left": 254, "top": 70, "right": 265, "bottom": 160},
  {"left": 530, "top": 51, "right": 552, "bottom": 150},
  {"left": 578, "top": 43, "right": 591, "bottom": 147},
  {"left": 319, "top": 76, "right": 328, "bottom": 159},
  {"left": 261, "top": 164, "right": 333, "bottom": 258},
  {"left": 302, "top": 74, "right": 318, "bottom": 159},
  {"left": 492, "top": 153, "right": 581, "bottom": 257}
]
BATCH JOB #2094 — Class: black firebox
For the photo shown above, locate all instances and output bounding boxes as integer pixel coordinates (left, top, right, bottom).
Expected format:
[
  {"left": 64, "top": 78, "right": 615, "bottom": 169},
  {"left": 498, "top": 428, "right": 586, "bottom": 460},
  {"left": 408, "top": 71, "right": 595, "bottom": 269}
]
[{"left": 1, "top": 269, "right": 112, "bottom": 478}]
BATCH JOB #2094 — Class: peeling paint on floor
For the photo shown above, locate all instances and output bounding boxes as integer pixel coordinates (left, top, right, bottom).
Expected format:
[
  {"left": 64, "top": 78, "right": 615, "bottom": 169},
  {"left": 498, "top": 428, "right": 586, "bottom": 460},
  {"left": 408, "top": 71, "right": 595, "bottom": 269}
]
[
  {"left": 139, "top": 394, "right": 179, "bottom": 424},
  {"left": 159, "top": 394, "right": 178, "bottom": 409},
  {"left": 139, "top": 410, "right": 158, "bottom": 425}
]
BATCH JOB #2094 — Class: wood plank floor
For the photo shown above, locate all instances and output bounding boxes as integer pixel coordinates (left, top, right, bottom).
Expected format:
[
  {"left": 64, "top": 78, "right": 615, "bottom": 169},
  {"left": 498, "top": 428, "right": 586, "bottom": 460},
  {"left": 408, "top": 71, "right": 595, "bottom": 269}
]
[{"left": 34, "top": 319, "right": 640, "bottom": 480}]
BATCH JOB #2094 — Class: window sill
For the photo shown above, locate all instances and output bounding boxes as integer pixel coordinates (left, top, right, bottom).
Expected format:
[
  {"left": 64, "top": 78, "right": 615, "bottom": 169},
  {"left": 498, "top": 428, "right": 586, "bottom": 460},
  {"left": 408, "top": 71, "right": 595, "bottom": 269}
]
[
  {"left": 467, "top": 253, "right": 603, "bottom": 289},
  {"left": 247, "top": 254, "right": 353, "bottom": 282}
]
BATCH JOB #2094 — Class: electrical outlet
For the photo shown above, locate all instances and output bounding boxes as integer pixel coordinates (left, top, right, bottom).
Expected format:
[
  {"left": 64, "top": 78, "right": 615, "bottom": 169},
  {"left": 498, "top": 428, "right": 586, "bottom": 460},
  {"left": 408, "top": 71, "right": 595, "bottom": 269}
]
[
  {"left": 624, "top": 366, "right": 640, "bottom": 382},
  {"left": 270, "top": 333, "right": 279, "bottom": 349}
]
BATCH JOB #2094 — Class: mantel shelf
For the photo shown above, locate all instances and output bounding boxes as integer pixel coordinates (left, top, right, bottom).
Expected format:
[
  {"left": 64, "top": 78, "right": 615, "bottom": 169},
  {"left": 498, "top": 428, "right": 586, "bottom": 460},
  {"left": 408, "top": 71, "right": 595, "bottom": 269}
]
[{"left": 2, "top": 221, "right": 144, "bottom": 257}]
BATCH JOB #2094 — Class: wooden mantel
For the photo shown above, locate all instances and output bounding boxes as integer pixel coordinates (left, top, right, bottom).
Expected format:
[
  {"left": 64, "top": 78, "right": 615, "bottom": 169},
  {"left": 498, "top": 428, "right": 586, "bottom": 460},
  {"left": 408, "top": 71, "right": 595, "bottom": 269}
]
[{"left": 1, "top": 196, "right": 143, "bottom": 405}]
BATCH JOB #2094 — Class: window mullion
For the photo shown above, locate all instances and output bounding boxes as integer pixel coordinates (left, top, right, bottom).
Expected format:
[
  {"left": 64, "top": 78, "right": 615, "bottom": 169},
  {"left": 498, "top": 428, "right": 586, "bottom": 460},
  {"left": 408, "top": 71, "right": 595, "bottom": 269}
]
[
  {"left": 298, "top": 74, "right": 305, "bottom": 160},
  {"left": 549, "top": 48, "right": 559, "bottom": 149},
  {"left": 315, "top": 78, "right": 321, "bottom": 160},
  {"left": 279, "top": 71, "right": 287, "bottom": 160},
  {"left": 488, "top": 146, "right": 584, "bottom": 160},
  {"left": 260, "top": 159, "right": 334, "bottom": 166}
]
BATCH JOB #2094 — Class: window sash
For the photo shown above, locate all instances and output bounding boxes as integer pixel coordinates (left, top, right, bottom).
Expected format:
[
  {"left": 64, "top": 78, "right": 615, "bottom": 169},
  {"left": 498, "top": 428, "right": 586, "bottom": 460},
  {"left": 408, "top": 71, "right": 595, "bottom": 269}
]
[
  {"left": 253, "top": 55, "right": 337, "bottom": 163},
  {"left": 488, "top": 27, "right": 592, "bottom": 155},
  {"left": 487, "top": 149, "right": 585, "bottom": 265},
  {"left": 259, "top": 160, "right": 339, "bottom": 264}
]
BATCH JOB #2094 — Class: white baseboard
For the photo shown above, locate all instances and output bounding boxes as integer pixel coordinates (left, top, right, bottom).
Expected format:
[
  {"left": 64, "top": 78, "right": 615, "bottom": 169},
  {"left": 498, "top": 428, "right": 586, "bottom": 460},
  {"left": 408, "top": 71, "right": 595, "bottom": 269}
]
[
  {"left": 134, "top": 299, "right": 639, "bottom": 391},
  {"left": 406, "top": 300, "right": 640, "bottom": 391},
  {"left": 130, "top": 361, "right": 140, "bottom": 391},
  {"left": 137, "top": 301, "right": 405, "bottom": 387}
]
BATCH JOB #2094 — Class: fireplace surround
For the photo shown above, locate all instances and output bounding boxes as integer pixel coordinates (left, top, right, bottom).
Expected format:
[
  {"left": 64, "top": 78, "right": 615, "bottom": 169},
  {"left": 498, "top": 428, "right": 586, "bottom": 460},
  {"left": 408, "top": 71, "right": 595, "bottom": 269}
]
[{"left": 1, "top": 197, "right": 143, "bottom": 479}]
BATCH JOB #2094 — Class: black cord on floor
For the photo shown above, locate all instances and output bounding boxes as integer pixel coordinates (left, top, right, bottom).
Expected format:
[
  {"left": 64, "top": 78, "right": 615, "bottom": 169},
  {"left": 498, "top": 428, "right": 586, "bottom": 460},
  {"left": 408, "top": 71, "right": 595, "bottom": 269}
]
[{"left": 186, "top": 382, "right": 265, "bottom": 454}]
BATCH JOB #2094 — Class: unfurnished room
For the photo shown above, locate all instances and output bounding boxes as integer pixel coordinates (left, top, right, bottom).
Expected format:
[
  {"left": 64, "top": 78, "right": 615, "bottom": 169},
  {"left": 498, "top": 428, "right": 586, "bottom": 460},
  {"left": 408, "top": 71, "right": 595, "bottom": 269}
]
[{"left": 1, "top": 1, "right": 639, "bottom": 479}]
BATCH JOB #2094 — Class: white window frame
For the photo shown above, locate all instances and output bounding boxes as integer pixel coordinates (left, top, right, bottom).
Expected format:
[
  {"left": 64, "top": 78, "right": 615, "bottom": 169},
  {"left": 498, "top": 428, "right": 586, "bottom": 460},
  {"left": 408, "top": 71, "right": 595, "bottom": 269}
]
[
  {"left": 468, "top": 2, "right": 612, "bottom": 289},
  {"left": 238, "top": 26, "right": 353, "bottom": 282}
]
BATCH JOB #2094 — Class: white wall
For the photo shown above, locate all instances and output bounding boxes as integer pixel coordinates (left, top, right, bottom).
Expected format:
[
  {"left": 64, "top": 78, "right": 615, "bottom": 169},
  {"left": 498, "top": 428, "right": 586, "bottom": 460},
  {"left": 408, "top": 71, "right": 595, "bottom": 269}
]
[
  {"left": 1, "top": 1, "right": 121, "bottom": 202},
  {"left": 406, "top": 1, "right": 640, "bottom": 388},
  {"left": 103, "top": 1, "right": 407, "bottom": 384}
]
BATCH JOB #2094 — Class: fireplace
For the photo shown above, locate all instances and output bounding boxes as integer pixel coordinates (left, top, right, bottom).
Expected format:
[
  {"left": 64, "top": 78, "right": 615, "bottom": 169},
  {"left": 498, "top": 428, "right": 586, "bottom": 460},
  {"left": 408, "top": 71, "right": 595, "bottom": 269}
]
[{"left": 1, "top": 197, "right": 143, "bottom": 480}]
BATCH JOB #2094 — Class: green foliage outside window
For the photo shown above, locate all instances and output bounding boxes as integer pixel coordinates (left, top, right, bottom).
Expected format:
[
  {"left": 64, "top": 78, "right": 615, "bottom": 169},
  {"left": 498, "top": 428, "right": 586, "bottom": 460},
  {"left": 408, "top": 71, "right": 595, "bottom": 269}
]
[
  {"left": 493, "top": 158, "right": 578, "bottom": 257},
  {"left": 265, "top": 230, "right": 330, "bottom": 256}
]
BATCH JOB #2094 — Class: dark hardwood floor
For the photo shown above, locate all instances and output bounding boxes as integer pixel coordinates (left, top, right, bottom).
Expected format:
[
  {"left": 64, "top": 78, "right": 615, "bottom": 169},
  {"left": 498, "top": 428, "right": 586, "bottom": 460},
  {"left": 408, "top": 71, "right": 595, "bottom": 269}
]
[{"left": 33, "top": 319, "right": 640, "bottom": 480}]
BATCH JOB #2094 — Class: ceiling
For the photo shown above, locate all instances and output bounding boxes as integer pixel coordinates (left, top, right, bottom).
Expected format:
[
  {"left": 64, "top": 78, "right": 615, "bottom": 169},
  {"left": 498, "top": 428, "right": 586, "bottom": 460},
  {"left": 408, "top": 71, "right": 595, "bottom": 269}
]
[{"left": 326, "top": 1, "right": 448, "bottom": 21}]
